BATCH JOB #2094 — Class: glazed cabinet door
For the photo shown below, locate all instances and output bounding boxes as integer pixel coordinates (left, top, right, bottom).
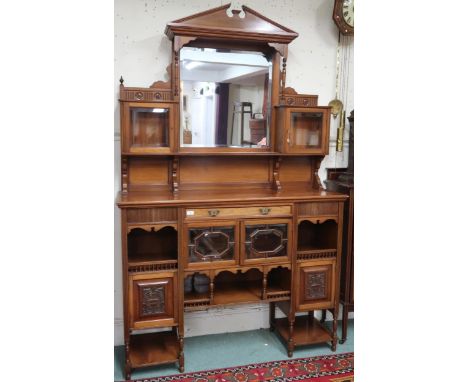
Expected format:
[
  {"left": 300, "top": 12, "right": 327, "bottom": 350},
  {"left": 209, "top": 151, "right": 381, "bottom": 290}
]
[
  {"left": 129, "top": 271, "right": 178, "bottom": 330},
  {"left": 121, "top": 102, "right": 175, "bottom": 153},
  {"left": 241, "top": 219, "right": 291, "bottom": 265},
  {"left": 281, "top": 107, "right": 330, "bottom": 154},
  {"left": 296, "top": 259, "right": 336, "bottom": 311},
  {"left": 184, "top": 220, "right": 238, "bottom": 269}
]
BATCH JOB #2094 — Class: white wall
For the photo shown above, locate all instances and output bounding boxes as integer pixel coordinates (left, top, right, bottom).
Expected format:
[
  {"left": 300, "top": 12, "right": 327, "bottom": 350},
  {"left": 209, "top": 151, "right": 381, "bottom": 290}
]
[{"left": 114, "top": 0, "right": 354, "bottom": 346}]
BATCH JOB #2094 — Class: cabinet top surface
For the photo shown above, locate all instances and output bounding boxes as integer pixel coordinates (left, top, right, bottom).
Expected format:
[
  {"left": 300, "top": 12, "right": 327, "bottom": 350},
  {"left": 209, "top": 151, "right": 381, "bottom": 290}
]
[{"left": 116, "top": 187, "right": 347, "bottom": 208}]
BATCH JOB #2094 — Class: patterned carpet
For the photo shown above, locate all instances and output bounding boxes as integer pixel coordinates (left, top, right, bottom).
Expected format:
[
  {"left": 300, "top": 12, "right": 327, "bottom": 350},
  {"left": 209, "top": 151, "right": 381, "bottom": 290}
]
[{"left": 125, "top": 352, "right": 354, "bottom": 382}]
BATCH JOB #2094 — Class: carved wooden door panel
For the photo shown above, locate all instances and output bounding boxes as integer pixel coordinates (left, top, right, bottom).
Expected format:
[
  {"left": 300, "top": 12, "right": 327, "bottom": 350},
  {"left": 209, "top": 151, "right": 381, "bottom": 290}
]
[
  {"left": 297, "top": 260, "right": 336, "bottom": 311},
  {"left": 129, "top": 271, "right": 177, "bottom": 329}
]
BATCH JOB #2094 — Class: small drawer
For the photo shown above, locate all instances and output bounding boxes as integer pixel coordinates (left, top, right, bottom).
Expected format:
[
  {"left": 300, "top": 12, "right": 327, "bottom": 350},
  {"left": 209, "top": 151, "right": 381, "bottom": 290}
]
[
  {"left": 127, "top": 207, "right": 178, "bottom": 223},
  {"left": 297, "top": 202, "right": 338, "bottom": 217},
  {"left": 185, "top": 205, "right": 291, "bottom": 219}
]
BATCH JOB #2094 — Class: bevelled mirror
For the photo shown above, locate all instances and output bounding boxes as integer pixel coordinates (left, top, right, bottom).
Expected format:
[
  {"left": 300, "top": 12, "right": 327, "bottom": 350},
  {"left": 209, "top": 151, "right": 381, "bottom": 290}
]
[{"left": 180, "top": 47, "right": 272, "bottom": 148}]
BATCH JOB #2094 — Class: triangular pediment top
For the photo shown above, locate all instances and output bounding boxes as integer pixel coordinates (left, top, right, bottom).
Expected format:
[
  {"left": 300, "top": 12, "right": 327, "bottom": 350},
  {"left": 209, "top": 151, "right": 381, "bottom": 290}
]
[{"left": 165, "top": 3, "right": 298, "bottom": 44}]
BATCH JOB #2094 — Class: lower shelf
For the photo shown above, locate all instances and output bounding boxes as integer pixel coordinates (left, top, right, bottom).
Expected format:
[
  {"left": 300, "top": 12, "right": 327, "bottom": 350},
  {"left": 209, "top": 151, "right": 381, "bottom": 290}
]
[
  {"left": 129, "top": 331, "right": 179, "bottom": 369},
  {"left": 275, "top": 316, "right": 332, "bottom": 346},
  {"left": 212, "top": 283, "right": 262, "bottom": 305}
]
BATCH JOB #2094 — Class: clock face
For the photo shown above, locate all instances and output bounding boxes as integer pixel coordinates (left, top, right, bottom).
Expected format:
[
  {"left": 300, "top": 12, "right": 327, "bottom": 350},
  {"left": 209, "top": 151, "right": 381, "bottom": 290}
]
[{"left": 343, "top": 0, "right": 354, "bottom": 27}]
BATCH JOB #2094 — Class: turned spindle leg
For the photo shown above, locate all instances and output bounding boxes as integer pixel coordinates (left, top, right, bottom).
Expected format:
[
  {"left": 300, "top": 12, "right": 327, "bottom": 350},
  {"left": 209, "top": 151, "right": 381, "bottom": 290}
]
[
  {"left": 124, "top": 342, "right": 131, "bottom": 380},
  {"left": 262, "top": 271, "right": 268, "bottom": 300},
  {"left": 178, "top": 335, "right": 185, "bottom": 373},
  {"left": 209, "top": 276, "right": 214, "bottom": 305},
  {"left": 331, "top": 309, "right": 338, "bottom": 351},
  {"left": 287, "top": 318, "right": 295, "bottom": 357},
  {"left": 340, "top": 304, "right": 349, "bottom": 344}
]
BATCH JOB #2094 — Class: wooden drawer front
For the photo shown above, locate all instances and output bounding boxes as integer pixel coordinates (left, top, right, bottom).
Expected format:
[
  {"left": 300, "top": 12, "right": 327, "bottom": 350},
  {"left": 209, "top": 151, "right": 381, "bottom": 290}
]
[
  {"left": 185, "top": 205, "right": 291, "bottom": 219},
  {"left": 127, "top": 208, "right": 177, "bottom": 223},
  {"left": 297, "top": 202, "right": 338, "bottom": 217},
  {"left": 129, "top": 272, "right": 177, "bottom": 329},
  {"left": 297, "top": 260, "right": 335, "bottom": 311}
]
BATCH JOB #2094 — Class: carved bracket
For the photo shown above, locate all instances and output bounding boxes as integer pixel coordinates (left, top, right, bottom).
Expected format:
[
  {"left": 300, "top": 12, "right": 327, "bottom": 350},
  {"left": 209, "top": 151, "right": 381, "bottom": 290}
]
[
  {"left": 312, "top": 158, "right": 324, "bottom": 191},
  {"left": 174, "top": 36, "right": 198, "bottom": 52},
  {"left": 272, "top": 156, "right": 282, "bottom": 191},
  {"left": 268, "top": 43, "right": 288, "bottom": 58}
]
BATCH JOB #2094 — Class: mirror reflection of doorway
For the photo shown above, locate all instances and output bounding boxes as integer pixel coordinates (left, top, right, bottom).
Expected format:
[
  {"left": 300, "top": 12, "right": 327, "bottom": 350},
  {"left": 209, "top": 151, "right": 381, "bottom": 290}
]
[{"left": 180, "top": 47, "right": 272, "bottom": 148}]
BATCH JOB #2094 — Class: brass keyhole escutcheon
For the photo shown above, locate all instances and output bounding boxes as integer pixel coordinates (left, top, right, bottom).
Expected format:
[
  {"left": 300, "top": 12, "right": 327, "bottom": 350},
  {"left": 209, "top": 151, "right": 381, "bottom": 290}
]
[
  {"left": 208, "top": 209, "right": 220, "bottom": 217},
  {"left": 259, "top": 207, "right": 271, "bottom": 215}
]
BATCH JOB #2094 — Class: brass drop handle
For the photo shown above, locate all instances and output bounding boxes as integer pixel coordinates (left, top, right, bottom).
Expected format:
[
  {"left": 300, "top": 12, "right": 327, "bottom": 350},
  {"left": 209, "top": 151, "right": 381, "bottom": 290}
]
[
  {"left": 208, "top": 209, "right": 220, "bottom": 217},
  {"left": 259, "top": 207, "right": 271, "bottom": 215}
]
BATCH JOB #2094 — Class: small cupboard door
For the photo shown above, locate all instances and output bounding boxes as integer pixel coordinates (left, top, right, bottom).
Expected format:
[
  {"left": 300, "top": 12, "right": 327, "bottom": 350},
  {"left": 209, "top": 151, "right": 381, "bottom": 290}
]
[
  {"left": 122, "top": 102, "right": 175, "bottom": 153},
  {"left": 296, "top": 260, "right": 336, "bottom": 311},
  {"left": 129, "top": 272, "right": 178, "bottom": 330},
  {"left": 241, "top": 219, "right": 291, "bottom": 265},
  {"left": 280, "top": 107, "right": 330, "bottom": 154}
]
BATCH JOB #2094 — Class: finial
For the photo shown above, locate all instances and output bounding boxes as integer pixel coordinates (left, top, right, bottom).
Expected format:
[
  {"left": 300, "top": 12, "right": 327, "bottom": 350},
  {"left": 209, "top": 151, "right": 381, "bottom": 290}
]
[{"left": 119, "top": 76, "right": 124, "bottom": 85}]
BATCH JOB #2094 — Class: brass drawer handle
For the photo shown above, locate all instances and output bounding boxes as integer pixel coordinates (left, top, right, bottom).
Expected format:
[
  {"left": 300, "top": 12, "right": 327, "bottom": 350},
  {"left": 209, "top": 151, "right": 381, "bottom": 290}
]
[
  {"left": 208, "top": 209, "right": 220, "bottom": 217},
  {"left": 259, "top": 207, "right": 271, "bottom": 215}
]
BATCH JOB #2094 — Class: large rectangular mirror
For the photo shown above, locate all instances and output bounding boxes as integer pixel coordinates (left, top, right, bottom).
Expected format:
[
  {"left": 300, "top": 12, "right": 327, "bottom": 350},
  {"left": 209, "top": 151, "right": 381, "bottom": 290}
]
[{"left": 180, "top": 47, "right": 272, "bottom": 148}]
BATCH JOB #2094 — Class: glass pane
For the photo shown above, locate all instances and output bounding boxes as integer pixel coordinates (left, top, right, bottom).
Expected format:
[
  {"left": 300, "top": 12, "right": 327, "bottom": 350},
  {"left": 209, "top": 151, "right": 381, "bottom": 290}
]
[
  {"left": 180, "top": 47, "right": 272, "bottom": 148},
  {"left": 245, "top": 224, "right": 288, "bottom": 259},
  {"left": 290, "top": 112, "right": 322, "bottom": 148},
  {"left": 131, "top": 107, "right": 169, "bottom": 148},
  {"left": 188, "top": 226, "right": 235, "bottom": 263}
]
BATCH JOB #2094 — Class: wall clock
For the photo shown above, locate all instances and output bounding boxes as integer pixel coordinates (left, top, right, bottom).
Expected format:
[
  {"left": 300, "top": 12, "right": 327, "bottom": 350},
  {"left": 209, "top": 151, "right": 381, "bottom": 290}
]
[{"left": 333, "top": 0, "right": 354, "bottom": 36}]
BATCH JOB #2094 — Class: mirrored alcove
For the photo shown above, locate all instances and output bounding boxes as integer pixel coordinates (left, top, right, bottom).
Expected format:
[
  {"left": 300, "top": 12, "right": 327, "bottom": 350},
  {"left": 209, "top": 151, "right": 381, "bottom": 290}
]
[{"left": 180, "top": 47, "right": 272, "bottom": 148}]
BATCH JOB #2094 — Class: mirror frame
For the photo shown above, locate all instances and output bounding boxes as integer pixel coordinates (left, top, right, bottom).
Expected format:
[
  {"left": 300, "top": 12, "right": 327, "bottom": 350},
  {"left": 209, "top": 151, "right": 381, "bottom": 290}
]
[{"left": 165, "top": 3, "right": 298, "bottom": 153}]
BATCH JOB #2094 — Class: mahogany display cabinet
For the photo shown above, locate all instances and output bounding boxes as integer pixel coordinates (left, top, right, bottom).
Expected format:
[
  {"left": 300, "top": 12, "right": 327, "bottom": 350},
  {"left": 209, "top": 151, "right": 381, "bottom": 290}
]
[{"left": 116, "top": 3, "right": 348, "bottom": 379}]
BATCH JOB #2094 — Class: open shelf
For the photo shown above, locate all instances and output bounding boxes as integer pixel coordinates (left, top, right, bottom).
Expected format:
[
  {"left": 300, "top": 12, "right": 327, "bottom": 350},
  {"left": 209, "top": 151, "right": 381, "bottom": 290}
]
[
  {"left": 184, "top": 273, "right": 210, "bottom": 309},
  {"left": 213, "top": 282, "right": 262, "bottom": 305},
  {"left": 129, "top": 331, "right": 179, "bottom": 368},
  {"left": 212, "top": 269, "right": 262, "bottom": 306},
  {"left": 128, "top": 226, "right": 178, "bottom": 266},
  {"left": 297, "top": 220, "right": 337, "bottom": 253},
  {"left": 275, "top": 316, "right": 331, "bottom": 346},
  {"left": 266, "top": 266, "right": 291, "bottom": 299}
]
